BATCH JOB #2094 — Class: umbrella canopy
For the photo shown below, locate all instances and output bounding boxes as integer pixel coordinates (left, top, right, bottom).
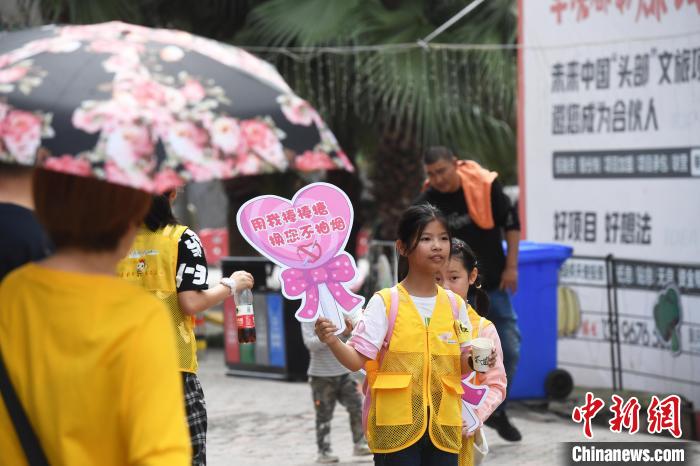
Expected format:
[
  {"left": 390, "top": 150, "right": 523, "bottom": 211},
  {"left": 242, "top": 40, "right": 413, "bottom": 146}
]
[{"left": 0, "top": 22, "right": 352, "bottom": 192}]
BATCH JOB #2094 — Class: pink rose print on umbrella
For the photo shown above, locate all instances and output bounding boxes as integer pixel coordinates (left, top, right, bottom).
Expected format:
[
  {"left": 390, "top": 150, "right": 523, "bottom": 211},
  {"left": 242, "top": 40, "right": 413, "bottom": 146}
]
[
  {"left": 185, "top": 157, "right": 235, "bottom": 183},
  {"left": 210, "top": 117, "right": 241, "bottom": 154},
  {"left": 0, "top": 109, "right": 44, "bottom": 164},
  {"left": 0, "top": 65, "right": 29, "bottom": 84},
  {"left": 277, "top": 94, "right": 319, "bottom": 126},
  {"left": 72, "top": 104, "right": 106, "bottom": 134},
  {"left": 105, "top": 160, "right": 144, "bottom": 188},
  {"left": 103, "top": 52, "right": 141, "bottom": 75},
  {"left": 0, "top": 22, "right": 352, "bottom": 190},
  {"left": 110, "top": 74, "right": 185, "bottom": 120},
  {"left": 235, "top": 151, "right": 263, "bottom": 175},
  {"left": 240, "top": 119, "right": 287, "bottom": 169},
  {"left": 237, "top": 182, "right": 364, "bottom": 334},
  {"left": 181, "top": 78, "right": 206, "bottom": 102},
  {"left": 166, "top": 121, "right": 209, "bottom": 162},
  {"left": 153, "top": 168, "right": 184, "bottom": 192},
  {"left": 295, "top": 150, "right": 337, "bottom": 172},
  {"left": 104, "top": 123, "right": 155, "bottom": 163},
  {"left": 129, "top": 77, "right": 170, "bottom": 111},
  {"left": 43, "top": 155, "right": 92, "bottom": 176}
]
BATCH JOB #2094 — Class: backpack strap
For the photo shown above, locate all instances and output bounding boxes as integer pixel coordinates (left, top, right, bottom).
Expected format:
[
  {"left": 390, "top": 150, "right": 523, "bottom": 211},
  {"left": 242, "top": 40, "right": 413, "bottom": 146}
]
[
  {"left": 474, "top": 317, "right": 486, "bottom": 338},
  {"left": 445, "top": 289, "right": 460, "bottom": 320},
  {"left": 382, "top": 286, "right": 400, "bottom": 350}
]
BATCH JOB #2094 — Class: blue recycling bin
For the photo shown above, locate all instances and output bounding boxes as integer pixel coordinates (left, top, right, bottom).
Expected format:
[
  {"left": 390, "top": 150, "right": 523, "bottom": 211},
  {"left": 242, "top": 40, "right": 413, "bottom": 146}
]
[{"left": 508, "top": 241, "right": 572, "bottom": 400}]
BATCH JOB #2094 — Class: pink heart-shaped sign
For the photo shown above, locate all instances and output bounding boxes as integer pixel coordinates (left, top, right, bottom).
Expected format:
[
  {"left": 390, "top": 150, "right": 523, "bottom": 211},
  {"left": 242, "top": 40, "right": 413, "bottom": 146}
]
[
  {"left": 462, "top": 372, "right": 489, "bottom": 407},
  {"left": 236, "top": 182, "right": 353, "bottom": 269}
]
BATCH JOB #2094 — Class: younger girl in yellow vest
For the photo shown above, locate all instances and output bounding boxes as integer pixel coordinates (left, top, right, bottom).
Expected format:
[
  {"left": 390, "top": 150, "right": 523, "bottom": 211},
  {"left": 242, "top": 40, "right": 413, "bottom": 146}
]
[
  {"left": 118, "top": 191, "right": 253, "bottom": 466},
  {"left": 436, "top": 238, "right": 507, "bottom": 466},
  {"left": 315, "top": 204, "right": 474, "bottom": 466}
]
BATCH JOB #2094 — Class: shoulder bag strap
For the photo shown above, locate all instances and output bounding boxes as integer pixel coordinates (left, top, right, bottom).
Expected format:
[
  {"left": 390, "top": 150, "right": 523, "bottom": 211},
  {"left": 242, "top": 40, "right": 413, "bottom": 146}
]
[{"left": 0, "top": 349, "right": 50, "bottom": 466}]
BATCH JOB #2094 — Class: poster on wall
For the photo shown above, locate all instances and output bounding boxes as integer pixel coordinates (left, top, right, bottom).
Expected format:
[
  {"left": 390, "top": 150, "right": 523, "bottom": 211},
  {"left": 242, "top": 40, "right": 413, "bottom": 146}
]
[{"left": 520, "top": 0, "right": 700, "bottom": 410}]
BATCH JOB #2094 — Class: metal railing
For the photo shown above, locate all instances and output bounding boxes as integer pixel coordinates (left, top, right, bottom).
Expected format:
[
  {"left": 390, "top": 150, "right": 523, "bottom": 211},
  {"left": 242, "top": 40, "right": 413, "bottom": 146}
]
[{"left": 559, "top": 254, "right": 700, "bottom": 393}]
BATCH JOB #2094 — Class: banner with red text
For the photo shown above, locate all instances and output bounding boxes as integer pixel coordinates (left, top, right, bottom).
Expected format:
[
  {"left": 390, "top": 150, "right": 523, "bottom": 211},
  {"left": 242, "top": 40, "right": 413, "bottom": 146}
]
[{"left": 520, "top": 0, "right": 700, "bottom": 408}]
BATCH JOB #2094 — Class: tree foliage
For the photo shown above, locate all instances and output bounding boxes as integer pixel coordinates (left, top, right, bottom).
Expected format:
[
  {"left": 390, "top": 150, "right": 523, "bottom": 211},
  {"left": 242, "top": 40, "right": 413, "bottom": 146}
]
[{"left": 8, "top": 0, "right": 518, "bottom": 237}]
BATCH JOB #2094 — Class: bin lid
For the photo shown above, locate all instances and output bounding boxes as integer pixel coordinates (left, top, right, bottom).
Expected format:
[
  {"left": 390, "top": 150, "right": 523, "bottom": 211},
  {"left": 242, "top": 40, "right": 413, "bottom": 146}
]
[{"left": 512, "top": 241, "right": 573, "bottom": 264}]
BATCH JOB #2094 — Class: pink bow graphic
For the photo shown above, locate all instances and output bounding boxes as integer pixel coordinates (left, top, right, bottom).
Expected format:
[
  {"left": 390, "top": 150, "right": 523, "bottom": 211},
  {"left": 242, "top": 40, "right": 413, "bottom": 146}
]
[{"left": 280, "top": 253, "right": 363, "bottom": 321}]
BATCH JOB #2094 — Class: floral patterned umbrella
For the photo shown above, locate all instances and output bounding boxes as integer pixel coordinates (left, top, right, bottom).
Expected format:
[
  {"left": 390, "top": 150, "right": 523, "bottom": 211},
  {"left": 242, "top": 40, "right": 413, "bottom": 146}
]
[{"left": 0, "top": 22, "right": 352, "bottom": 192}]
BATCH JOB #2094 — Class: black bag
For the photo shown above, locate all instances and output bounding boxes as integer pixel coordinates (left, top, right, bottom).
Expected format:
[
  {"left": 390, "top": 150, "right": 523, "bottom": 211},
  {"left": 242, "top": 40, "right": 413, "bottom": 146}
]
[{"left": 0, "top": 349, "right": 50, "bottom": 465}]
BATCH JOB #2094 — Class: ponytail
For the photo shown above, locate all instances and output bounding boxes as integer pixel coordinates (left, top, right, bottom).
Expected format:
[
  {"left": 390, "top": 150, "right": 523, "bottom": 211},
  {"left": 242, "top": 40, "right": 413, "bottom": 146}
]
[
  {"left": 450, "top": 238, "right": 490, "bottom": 317},
  {"left": 467, "top": 275, "right": 491, "bottom": 317},
  {"left": 144, "top": 192, "right": 179, "bottom": 231}
]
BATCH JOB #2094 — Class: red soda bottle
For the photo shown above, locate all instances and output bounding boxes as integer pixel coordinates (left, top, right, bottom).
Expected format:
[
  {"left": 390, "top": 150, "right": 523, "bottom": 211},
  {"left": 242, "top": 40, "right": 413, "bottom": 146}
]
[{"left": 235, "top": 288, "right": 256, "bottom": 344}]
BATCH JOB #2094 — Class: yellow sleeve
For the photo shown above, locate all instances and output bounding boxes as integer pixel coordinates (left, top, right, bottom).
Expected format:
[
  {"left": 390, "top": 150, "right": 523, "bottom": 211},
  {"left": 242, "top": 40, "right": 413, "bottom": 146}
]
[{"left": 122, "top": 300, "right": 191, "bottom": 465}]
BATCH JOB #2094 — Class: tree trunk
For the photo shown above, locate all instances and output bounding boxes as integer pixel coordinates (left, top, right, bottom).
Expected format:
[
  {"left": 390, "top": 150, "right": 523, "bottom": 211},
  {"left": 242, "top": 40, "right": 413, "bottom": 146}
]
[{"left": 370, "top": 124, "right": 424, "bottom": 240}]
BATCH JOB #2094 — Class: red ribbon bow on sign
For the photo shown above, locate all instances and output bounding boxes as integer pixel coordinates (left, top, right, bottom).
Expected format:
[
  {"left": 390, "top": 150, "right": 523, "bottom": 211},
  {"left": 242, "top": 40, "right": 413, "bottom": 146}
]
[{"left": 281, "top": 253, "right": 362, "bottom": 321}]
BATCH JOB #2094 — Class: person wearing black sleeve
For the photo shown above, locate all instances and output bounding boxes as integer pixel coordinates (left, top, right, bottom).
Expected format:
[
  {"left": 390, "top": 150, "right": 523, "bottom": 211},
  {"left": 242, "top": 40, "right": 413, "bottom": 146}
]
[
  {"left": 0, "top": 163, "right": 53, "bottom": 282},
  {"left": 176, "top": 227, "right": 210, "bottom": 293},
  {"left": 118, "top": 191, "right": 254, "bottom": 466},
  {"left": 414, "top": 146, "right": 523, "bottom": 442}
]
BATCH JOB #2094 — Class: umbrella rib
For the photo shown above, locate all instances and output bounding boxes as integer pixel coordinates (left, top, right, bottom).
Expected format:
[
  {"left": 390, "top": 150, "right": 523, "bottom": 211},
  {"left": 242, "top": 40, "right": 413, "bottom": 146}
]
[{"left": 47, "top": 52, "right": 105, "bottom": 124}]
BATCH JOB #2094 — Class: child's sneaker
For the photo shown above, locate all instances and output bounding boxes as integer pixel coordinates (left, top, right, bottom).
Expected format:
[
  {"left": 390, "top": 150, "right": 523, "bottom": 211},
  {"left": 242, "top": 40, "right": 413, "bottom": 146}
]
[
  {"left": 316, "top": 450, "right": 339, "bottom": 463},
  {"left": 353, "top": 441, "right": 372, "bottom": 456}
]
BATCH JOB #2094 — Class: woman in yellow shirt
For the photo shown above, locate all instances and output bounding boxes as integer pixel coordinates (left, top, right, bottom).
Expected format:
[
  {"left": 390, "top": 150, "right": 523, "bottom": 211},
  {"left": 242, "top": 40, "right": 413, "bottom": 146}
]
[{"left": 0, "top": 170, "right": 190, "bottom": 466}]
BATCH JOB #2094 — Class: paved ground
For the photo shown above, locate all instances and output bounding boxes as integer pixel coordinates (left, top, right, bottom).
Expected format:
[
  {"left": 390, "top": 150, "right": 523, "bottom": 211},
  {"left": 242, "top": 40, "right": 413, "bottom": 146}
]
[{"left": 198, "top": 349, "right": 699, "bottom": 466}]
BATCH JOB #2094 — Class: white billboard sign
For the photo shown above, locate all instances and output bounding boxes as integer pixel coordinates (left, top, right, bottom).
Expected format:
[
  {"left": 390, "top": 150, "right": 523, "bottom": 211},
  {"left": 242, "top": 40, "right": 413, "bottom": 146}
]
[{"left": 520, "top": 0, "right": 700, "bottom": 412}]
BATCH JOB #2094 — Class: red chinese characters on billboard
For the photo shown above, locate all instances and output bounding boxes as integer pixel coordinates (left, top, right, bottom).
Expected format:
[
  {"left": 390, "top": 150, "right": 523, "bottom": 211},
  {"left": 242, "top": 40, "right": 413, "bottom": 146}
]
[{"left": 550, "top": 0, "right": 700, "bottom": 24}]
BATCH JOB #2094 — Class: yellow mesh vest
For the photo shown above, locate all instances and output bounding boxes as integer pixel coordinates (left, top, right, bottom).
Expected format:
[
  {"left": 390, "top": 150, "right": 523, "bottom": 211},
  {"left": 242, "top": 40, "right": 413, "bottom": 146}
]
[
  {"left": 459, "top": 306, "right": 493, "bottom": 466},
  {"left": 367, "top": 284, "right": 464, "bottom": 454},
  {"left": 117, "top": 224, "right": 198, "bottom": 373}
]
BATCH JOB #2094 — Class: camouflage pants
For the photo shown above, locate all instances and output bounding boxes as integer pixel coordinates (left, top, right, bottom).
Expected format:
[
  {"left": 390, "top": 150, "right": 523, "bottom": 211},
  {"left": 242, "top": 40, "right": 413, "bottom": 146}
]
[{"left": 309, "top": 374, "right": 365, "bottom": 453}]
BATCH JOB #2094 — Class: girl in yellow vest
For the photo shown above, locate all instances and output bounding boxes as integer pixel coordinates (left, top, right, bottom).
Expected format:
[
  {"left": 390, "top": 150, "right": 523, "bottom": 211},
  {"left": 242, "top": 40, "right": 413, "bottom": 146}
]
[
  {"left": 436, "top": 238, "right": 507, "bottom": 466},
  {"left": 117, "top": 191, "right": 253, "bottom": 466},
  {"left": 315, "top": 204, "right": 474, "bottom": 466}
]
